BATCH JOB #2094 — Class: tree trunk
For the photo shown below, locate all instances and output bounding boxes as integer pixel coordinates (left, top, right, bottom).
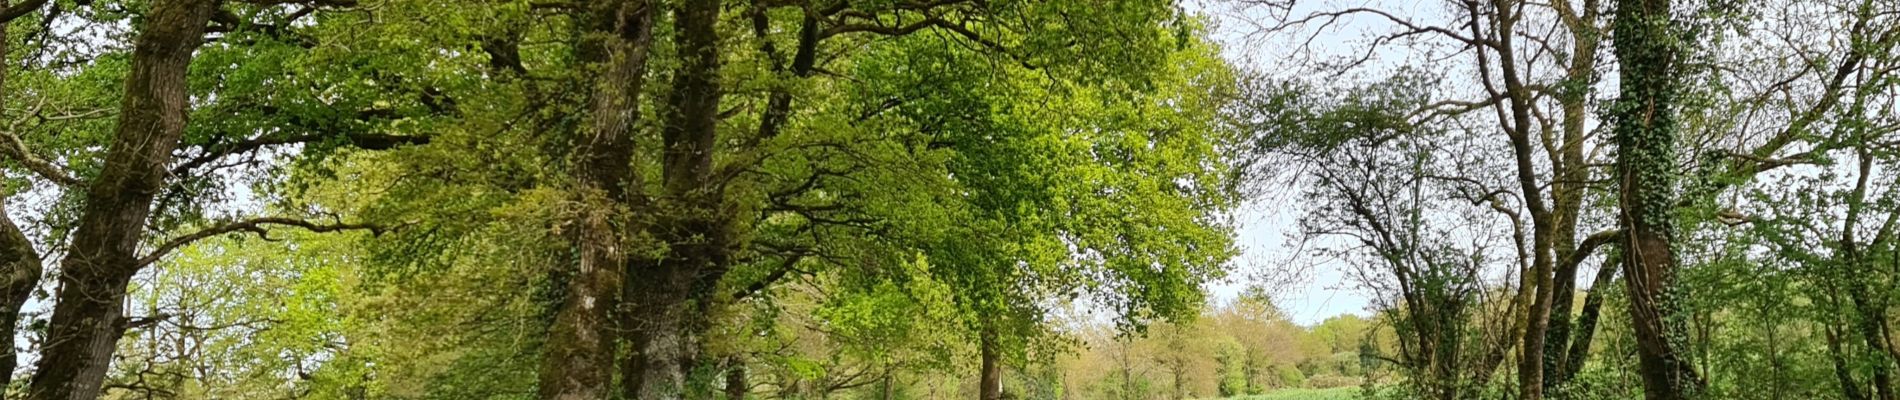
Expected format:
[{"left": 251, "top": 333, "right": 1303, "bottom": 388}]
[
  {"left": 883, "top": 371, "right": 895, "bottom": 400},
  {"left": 634, "top": 269, "right": 693, "bottom": 400},
  {"left": 26, "top": 1, "right": 217, "bottom": 399},
  {"left": 637, "top": 0, "right": 726, "bottom": 397},
  {"left": 1831, "top": 322, "right": 1871, "bottom": 400},
  {"left": 1850, "top": 273, "right": 1897, "bottom": 400},
  {"left": 980, "top": 332, "right": 1002, "bottom": 400},
  {"left": 1560, "top": 256, "right": 1621, "bottom": 383},
  {"left": 1611, "top": 0, "right": 1701, "bottom": 398},
  {"left": 1489, "top": 1, "right": 1557, "bottom": 395},
  {"left": 0, "top": 8, "right": 48, "bottom": 391},
  {"left": 540, "top": 208, "right": 624, "bottom": 400},
  {"left": 538, "top": 1, "right": 652, "bottom": 399},
  {"left": 1542, "top": 2, "right": 1602, "bottom": 392},
  {"left": 0, "top": 202, "right": 40, "bottom": 395}
]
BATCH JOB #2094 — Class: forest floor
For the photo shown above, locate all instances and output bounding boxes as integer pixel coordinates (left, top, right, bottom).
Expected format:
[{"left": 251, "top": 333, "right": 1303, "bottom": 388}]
[{"left": 1225, "top": 387, "right": 1359, "bottom": 400}]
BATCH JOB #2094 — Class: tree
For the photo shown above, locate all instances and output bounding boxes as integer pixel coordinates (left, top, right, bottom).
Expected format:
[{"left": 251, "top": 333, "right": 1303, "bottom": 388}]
[
  {"left": 12, "top": 0, "right": 425, "bottom": 397},
  {"left": 1239, "top": 1, "right": 1626, "bottom": 397},
  {"left": 1609, "top": 0, "right": 1703, "bottom": 397},
  {"left": 537, "top": 1, "right": 652, "bottom": 399},
  {"left": 29, "top": 1, "right": 231, "bottom": 397}
]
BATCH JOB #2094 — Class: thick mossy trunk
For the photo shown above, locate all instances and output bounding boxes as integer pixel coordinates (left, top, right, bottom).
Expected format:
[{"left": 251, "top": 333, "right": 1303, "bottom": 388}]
[
  {"left": 633, "top": 267, "right": 694, "bottom": 400},
  {"left": 538, "top": 1, "right": 653, "bottom": 399},
  {"left": 635, "top": 0, "right": 725, "bottom": 398},
  {"left": 26, "top": 1, "right": 216, "bottom": 398}
]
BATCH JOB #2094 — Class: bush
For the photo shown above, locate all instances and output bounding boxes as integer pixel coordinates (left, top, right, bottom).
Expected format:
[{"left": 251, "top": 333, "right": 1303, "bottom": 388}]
[
  {"left": 1305, "top": 374, "right": 1362, "bottom": 389},
  {"left": 1271, "top": 364, "right": 1306, "bottom": 389}
]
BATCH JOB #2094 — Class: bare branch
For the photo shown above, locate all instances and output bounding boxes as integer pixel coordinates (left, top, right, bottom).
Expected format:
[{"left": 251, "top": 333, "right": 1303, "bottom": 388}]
[{"left": 1269, "top": 7, "right": 1497, "bottom": 49}]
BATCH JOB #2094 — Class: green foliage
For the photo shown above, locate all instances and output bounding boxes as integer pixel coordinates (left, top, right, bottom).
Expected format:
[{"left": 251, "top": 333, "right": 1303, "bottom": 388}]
[
  {"left": 49, "top": 0, "right": 1899, "bottom": 399},
  {"left": 1231, "top": 387, "right": 1358, "bottom": 400}
]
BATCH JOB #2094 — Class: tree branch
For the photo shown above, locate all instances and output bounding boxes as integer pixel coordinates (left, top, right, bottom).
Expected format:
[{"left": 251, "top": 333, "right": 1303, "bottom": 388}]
[
  {"left": 230, "top": 0, "right": 358, "bottom": 6},
  {"left": 171, "top": 132, "right": 430, "bottom": 175},
  {"left": 0, "top": 0, "right": 47, "bottom": 23},
  {"left": 732, "top": 252, "right": 807, "bottom": 301},
  {"left": 138, "top": 217, "right": 392, "bottom": 267},
  {"left": 0, "top": 131, "right": 79, "bottom": 186},
  {"left": 0, "top": 97, "right": 89, "bottom": 186},
  {"left": 1558, "top": 229, "right": 1622, "bottom": 275}
]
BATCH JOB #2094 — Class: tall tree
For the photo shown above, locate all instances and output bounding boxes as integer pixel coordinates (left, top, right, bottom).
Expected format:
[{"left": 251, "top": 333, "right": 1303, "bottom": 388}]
[
  {"left": 538, "top": 1, "right": 653, "bottom": 399},
  {"left": 22, "top": 0, "right": 429, "bottom": 397},
  {"left": 1611, "top": 0, "right": 1702, "bottom": 397},
  {"left": 632, "top": 0, "right": 724, "bottom": 396},
  {"left": 27, "top": 1, "right": 223, "bottom": 397}
]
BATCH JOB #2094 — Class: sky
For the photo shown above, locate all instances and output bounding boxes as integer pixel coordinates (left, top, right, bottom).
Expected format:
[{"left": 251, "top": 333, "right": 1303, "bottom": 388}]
[
  {"left": 1218, "top": 200, "right": 1374, "bottom": 326},
  {"left": 1186, "top": 0, "right": 1389, "bottom": 326}
]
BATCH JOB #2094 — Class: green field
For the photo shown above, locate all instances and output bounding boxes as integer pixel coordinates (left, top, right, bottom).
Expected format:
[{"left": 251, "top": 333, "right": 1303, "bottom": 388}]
[{"left": 1225, "top": 387, "right": 1359, "bottom": 400}]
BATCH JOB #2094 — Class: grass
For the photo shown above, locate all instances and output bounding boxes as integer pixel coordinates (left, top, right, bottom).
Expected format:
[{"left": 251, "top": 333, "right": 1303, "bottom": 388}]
[{"left": 1224, "top": 387, "right": 1358, "bottom": 400}]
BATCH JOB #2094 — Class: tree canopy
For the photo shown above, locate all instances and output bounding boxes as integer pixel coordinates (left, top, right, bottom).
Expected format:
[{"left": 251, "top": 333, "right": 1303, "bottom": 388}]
[{"left": 0, "top": 0, "right": 1896, "bottom": 399}]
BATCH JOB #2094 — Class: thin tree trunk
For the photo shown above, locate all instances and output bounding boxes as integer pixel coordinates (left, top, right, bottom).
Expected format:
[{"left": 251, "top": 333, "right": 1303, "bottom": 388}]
[
  {"left": 26, "top": 1, "right": 217, "bottom": 399},
  {"left": 1484, "top": 0, "right": 1558, "bottom": 395},
  {"left": 1560, "top": 256, "right": 1620, "bottom": 382},
  {"left": 1832, "top": 322, "right": 1871, "bottom": 400},
  {"left": 1842, "top": 141, "right": 1896, "bottom": 400},
  {"left": 1850, "top": 277, "right": 1896, "bottom": 400},
  {"left": 538, "top": 1, "right": 652, "bottom": 399},
  {"left": 1542, "top": 2, "right": 1602, "bottom": 392},
  {"left": 883, "top": 368, "right": 895, "bottom": 400}
]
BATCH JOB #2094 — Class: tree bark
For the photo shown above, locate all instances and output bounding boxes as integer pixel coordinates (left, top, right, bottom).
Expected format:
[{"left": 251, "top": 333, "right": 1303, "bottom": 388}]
[
  {"left": 1847, "top": 256, "right": 1896, "bottom": 400},
  {"left": 1611, "top": 0, "right": 1701, "bottom": 398},
  {"left": 0, "top": 201, "right": 40, "bottom": 395},
  {"left": 1542, "top": 1, "right": 1602, "bottom": 392},
  {"left": 1831, "top": 320, "right": 1871, "bottom": 400},
  {"left": 1841, "top": 141, "right": 1898, "bottom": 400},
  {"left": 538, "top": 1, "right": 652, "bottom": 399},
  {"left": 634, "top": 275, "right": 692, "bottom": 400},
  {"left": 637, "top": 0, "right": 725, "bottom": 397},
  {"left": 1471, "top": 2, "right": 1560, "bottom": 398},
  {"left": 0, "top": 5, "right": 49, "bottom": 391},
  {"left": 1560, "top": 256, "right": 1620, "bottom": 383},
  {"left": 26, "top": 1, "right": 219, "bottom": 399},
  {"left": 980, "top": 331, "right": 1003, "bottom": 400}
]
